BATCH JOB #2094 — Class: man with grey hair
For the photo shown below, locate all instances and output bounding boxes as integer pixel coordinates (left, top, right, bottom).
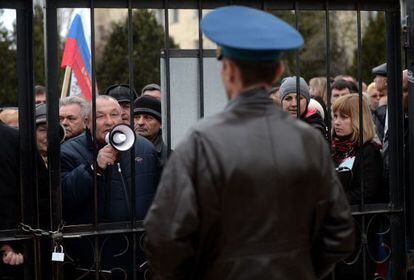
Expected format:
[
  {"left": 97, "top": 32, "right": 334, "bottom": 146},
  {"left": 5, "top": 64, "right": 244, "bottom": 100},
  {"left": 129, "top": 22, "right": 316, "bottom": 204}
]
[{"left": 59, "top": 96, "right": 88, "bottom": 140}]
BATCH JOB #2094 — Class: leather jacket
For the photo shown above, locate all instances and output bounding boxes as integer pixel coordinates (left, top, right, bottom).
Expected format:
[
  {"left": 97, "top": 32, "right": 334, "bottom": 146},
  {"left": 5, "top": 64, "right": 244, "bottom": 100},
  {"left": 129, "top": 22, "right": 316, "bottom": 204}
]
[{"left": 144, "top": 89, "right": 354, "bottom": 280}]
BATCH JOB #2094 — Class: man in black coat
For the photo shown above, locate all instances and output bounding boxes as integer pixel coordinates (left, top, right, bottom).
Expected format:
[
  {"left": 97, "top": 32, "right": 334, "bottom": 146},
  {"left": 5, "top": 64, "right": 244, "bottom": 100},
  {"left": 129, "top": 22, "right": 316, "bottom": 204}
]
[
  {"left": 134, "top": 95, "right": 168, "bottom": 168},
  {"left": 144, "top": 6, "right": 354, "bottom": 280},
  {"left": 61, "top": 95, "right": 160, "bottom": 278},
  {"left": 0, "top": 122, "right": 24, "bottom": 279}
]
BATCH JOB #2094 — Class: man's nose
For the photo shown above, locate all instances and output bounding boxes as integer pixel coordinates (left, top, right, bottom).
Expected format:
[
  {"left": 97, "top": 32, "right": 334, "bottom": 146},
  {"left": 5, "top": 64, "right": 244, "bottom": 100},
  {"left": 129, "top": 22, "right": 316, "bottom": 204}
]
[
  {"left": 104, "top": 115, "right": 116, "bottom": 125},
  {"left": 61, "top": 119, "right": 71, "bottom": 127},
  {"left": 137, "top": 117, "right": 145, "bottom": 125}
]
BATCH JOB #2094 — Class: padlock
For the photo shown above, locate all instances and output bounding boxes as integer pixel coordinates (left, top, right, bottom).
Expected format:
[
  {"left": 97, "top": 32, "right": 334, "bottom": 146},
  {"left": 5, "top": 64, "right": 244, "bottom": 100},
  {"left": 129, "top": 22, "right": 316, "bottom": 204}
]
[{"left": 51, "top": 245, "right": 65, "bottom": 262}]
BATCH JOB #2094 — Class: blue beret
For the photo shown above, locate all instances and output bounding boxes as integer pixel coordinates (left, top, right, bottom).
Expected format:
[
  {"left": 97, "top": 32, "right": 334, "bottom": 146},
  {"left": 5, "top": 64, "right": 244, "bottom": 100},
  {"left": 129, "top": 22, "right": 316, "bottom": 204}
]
[
  {"left": 201, "top": 6, "right": 304, "bottom": 61},
  {"left": 372, "top": 63, "right": 387, "bottom": 77}
]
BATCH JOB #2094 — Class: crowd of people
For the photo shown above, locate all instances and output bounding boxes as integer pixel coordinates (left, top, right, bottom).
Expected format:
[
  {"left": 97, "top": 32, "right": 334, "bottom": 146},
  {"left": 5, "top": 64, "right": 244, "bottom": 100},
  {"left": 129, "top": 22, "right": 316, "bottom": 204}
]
[
  {"left": 271, "top": 62, "right": 407, "bottom": 206},
  {"left": 0, "top": 62, "right": 405, "bottom": 278},
  {"left": 0, "top": 82, "right": 168, "bottom": 278},
  {"left": 0, "top": 62, "right": 405, "bottom": 279}
]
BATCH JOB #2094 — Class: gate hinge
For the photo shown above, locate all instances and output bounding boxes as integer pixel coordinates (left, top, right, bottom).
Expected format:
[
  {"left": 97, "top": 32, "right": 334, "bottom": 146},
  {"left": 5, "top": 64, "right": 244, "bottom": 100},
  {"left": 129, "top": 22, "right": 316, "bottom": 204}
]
[{"left": 407, "top": 250, "right": 414, "bottom": 272}]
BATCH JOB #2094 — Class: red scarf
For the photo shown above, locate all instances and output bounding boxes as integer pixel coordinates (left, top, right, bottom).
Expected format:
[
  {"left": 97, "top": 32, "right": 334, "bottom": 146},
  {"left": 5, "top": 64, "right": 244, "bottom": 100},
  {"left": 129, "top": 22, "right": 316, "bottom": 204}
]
[{"left": 331, "top": 136, "right": 357, "bottom": 166}]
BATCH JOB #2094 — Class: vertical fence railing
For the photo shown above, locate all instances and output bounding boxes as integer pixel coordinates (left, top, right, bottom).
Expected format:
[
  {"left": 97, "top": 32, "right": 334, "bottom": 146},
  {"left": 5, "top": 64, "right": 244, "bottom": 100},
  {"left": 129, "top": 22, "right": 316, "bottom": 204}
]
[
  {"left": 325, "top": 1, "right": 332, "bottom": 144},
  {"left": 44, "top": 1, "right": 62, "bottom": 278},
  {"left": 87, "top": 1, "right": 101, "bottom": 279},
  {"left": 126, "top": 2, "right": 138, "bottom": 280},
  {"left": 197, "top": 0, "right": 205, "bottom": 118},
  {"left": 44, "top": 0, "right": 62, "bottom": 234},
  {"left": 406, "top": 0, "right": 414, "bottom": 275},
  {"left": 294, "top": 2, "right": 301, "bottom": 117},
  {"left": 164, "top": 0, "right": 172, "bottom": 153},
  {"left": 16, "top": 1, "right": 36, "bottom": 279},
  {"left": 386, "top": 6, "right": 406, "bottom": 278},
  {"left": 355, "top": 5, "right": 368, "bottom": 279}
]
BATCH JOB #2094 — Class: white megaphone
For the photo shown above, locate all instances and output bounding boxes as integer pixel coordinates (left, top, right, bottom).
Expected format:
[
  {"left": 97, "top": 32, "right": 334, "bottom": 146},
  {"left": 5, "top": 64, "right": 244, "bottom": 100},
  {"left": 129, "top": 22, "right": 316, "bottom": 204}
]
[{"left": 105, "top": 124, "right": 136, "bottom": 151}]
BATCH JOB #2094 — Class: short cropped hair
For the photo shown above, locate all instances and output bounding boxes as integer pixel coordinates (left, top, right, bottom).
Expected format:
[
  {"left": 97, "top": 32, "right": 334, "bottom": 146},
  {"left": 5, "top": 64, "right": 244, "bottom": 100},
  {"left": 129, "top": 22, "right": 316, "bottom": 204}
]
[
  {"left": 232, "top": 59, "right": 282, "bottom": 87},
  {"left": 332, "top": 79, "right": 352, "bottom": 91},
  {"left": 59, "top": 96, "right": 88, "bottom": 119},
  {"left": 35, "top": 85, "right": 46, "bottom": 95},
  {"left": 86, "top": 95, "right": 120, "bottom": 119}
]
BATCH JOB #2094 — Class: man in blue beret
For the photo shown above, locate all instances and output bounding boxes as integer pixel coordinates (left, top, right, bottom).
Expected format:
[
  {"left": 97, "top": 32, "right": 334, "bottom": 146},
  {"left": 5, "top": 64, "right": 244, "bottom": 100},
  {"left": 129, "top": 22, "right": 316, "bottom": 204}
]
[{"left": 144, "top": 6, "right": 354, "bottom": 280}]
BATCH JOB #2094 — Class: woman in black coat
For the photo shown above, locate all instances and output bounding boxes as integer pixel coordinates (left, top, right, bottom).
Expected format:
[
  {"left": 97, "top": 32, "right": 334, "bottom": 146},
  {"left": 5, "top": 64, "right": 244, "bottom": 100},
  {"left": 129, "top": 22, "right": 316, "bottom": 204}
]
[{"left": 331, "top": 94, "right": 384, "bottom": 205}]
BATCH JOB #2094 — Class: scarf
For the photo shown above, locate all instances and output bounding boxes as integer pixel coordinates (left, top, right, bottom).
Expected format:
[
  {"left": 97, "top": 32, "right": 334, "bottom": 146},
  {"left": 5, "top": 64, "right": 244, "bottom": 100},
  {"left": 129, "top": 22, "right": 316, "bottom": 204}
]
[{"left": 331, "top": 135, "right": 358, "bottom": 166}]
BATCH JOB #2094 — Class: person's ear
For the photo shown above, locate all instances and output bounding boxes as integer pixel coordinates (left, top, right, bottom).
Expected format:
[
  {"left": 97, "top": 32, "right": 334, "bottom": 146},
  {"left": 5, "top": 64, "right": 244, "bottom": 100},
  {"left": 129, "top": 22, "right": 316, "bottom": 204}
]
[
  {"left": 222, "top": 59, "right": 236, "bottom": 85},
  {"left": 274, "top": 62, "right": 285, "bottom": 82},
  {"left": 227, "top": 60, "right": 240, "bottom": 84}
]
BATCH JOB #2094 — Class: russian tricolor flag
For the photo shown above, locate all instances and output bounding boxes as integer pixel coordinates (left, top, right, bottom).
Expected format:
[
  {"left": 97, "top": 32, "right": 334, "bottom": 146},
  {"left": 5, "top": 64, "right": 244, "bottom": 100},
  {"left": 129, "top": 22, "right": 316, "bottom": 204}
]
[{"left": 61, "top": 15, "right": 92, "bottom": 101}]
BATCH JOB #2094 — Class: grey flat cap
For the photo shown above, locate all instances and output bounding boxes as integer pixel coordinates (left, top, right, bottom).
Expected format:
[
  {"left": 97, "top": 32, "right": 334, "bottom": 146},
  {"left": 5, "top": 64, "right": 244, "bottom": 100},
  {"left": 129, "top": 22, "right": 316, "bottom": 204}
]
[
  {"left": 372, "top": 63, "right": 387, "bottom": 77},
  {"left": 141, "top": 83, "right": 161, "bottom": 95},
  {"left": 35, "top": 103, "right": 47, "bottom": 125}
]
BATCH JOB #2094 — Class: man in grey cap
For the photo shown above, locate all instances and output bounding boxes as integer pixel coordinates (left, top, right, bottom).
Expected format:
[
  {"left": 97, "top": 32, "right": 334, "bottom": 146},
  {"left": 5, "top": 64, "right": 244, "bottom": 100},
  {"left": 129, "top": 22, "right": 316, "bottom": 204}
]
[
  {"left": 35, "top": 104, "right": 65, "bottom": 165},
  {"left": 371, "top": 63, "right": 388, "bottom": 142},
  {"left": 372, "top": 63, "right": 388, "bottom": 106},
  {"left": 141, "top": 83, "right": 161, "bottom": 100},
  {"left": 134, "top": 95, "right": 167, "bottom": 167},
  {"left": 144, "top": 5, "right": 353, "bottom": 280}
]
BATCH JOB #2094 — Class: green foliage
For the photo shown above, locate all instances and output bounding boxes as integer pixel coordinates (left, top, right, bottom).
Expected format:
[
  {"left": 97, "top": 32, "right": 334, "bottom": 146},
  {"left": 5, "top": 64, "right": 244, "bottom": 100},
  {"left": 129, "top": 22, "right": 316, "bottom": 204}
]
[
  {"left": 0, "top": 6, "right": 49, "bottom": 107},
  {"left": 272, "top": 11, "right": 347, "bottom": 84},
  {"left": 97, "top": 10, "right": 177, "bottom": 94},
  {"left": 33, "top": 5, "right": 45, "bottom": 86},
  {"left": 0, "top": 11, "right": 17, "bottom": 106},
  {"left": 349, "top": 12, "right": 386, "bottom": 83}
]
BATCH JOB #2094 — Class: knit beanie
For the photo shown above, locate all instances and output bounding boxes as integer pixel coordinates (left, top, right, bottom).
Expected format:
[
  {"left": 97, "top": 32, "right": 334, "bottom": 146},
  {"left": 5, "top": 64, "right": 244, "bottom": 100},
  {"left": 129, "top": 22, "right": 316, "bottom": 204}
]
[
  {"left": 278, "top": 76, "right": 310, "bottom": 104},
  {"left": 133, "top": 95, "right": 161, "bottom": 122}
]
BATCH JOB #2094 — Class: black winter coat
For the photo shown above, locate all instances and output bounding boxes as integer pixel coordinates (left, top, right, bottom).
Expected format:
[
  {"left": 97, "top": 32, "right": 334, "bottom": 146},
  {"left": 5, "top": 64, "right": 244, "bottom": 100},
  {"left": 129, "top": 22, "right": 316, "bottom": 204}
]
[
  {"left": 144, "top": 89, "right": 354, "bottom": 280},
  {"left": 0, "top": 123, "right": 19, "bottom": 230},
  {"left": 335, "top": 141, "right": 384, "bottom": 204},
  {"left": 0, "top": 123, "right": 23, "bottom": 280},
  {"left": 61, "top": 130, "right": 160, "bottom": 224},
  {"left": 61, "top": 131, "right": 160, "bottom": 276},
  {"left": 303, "top": 109, "right": 328, "bottom": 140}
]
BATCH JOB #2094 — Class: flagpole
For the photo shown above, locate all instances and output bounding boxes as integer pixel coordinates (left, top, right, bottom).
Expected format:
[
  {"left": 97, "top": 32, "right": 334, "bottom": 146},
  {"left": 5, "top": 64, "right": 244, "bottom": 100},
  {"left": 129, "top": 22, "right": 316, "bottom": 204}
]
[{"left": 60, "top": 66, "right": 71, "bottom": 99}]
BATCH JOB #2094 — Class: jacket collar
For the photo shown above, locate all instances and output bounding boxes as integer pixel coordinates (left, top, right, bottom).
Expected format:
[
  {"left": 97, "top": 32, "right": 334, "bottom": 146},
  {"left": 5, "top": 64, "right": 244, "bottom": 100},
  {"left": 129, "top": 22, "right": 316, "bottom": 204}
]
[
  {"left": 225, "top": 87, "right": 273, "bottom": 112},
  {"left": 85, "top": 129, "right": 101, "bottom": 152},
  {"left": 152, "top": 132, "right": 165, "bottom": 154}
]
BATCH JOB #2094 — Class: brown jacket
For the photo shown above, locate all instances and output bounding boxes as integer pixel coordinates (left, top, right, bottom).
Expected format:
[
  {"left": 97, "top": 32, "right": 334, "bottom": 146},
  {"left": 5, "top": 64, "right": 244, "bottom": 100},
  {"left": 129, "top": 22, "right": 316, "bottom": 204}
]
[{"left": 144, "top": 89, "right": 354, "bottom": 280}]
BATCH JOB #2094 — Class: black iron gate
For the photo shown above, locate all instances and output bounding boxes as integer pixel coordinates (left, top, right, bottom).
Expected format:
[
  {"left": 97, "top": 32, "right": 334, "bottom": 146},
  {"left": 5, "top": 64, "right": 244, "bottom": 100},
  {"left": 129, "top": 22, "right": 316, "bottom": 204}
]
[{"left": 0, "top": 0, "right": 409, "bottom": 279}]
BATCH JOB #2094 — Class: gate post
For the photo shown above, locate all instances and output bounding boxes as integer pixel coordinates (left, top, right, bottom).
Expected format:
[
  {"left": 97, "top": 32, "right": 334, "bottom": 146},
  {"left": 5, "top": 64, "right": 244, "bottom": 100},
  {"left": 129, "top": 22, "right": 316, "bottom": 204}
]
[
  {"left": 405, "top": 0, "right": 414, "bottom": 277},
  {"left": 16, "top": 1, "right": 37, "bottom": 279},
  {"left": 386, "top": 7, "right": 406, "bottom": 280}
]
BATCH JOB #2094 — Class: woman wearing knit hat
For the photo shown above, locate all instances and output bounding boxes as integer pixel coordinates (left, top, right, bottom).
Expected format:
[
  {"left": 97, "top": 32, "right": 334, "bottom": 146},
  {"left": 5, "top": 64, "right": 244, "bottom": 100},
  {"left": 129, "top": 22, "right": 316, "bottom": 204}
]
[
  {"left": 278, "top": 76, "right": 327, "bottom": 139},
  {"left": 331, "top": 94, "right": 384, "bottom": 204}
]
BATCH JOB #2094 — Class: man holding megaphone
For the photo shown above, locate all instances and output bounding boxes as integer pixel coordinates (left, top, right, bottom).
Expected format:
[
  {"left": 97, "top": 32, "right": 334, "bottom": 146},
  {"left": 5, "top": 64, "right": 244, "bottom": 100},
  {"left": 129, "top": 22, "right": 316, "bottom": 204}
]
[{"left": 60, "top": 95, "right": 160, "bottom": 277}]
